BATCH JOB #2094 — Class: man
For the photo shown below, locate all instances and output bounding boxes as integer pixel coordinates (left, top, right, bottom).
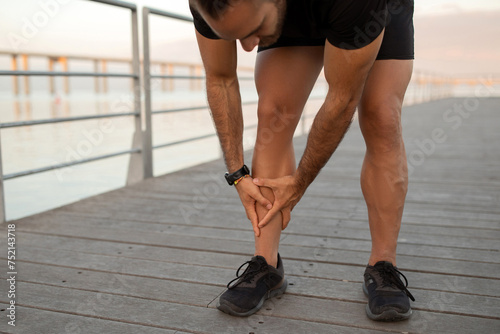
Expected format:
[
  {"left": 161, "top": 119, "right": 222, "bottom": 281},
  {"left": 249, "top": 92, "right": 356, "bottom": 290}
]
[{"left": 189, "top": 0, "right": 416, "bottom": 321}]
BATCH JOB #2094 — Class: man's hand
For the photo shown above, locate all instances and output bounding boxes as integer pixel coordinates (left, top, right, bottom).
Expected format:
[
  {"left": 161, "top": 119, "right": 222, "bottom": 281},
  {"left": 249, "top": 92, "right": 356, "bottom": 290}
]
[
  {"left": 252, "top": 175, "right": 305, "bottom": 230},
  {"left": 235, "top": 177, "right": 273, "bottom": 237}
]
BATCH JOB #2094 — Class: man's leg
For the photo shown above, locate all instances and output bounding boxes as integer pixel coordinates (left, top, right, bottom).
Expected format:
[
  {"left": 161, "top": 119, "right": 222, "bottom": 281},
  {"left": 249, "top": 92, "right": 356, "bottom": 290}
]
[
  {"left": 358, "top": 59, "right": 413, "bottom": 266},
  {"left": 216, "top": 46, "right": 323, "bottom": 317},
  {"left": 358, "top": 59, "right": 416, "bottom": 322},
  {"left": 252, "top": 46, "right": 324, "bottom": 267}
]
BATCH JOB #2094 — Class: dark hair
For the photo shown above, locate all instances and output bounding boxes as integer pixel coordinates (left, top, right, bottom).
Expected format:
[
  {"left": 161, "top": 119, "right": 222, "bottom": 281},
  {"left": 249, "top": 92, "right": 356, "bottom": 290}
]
[{"left": 190, "top": 0, "right": 235, "bottom": 19}]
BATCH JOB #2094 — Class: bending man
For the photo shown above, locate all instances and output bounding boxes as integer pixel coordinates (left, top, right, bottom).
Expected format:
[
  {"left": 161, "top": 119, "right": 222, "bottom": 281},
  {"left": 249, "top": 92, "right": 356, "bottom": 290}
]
[{"left": 190, "top": 0, "right": 415, "bottom": 321}]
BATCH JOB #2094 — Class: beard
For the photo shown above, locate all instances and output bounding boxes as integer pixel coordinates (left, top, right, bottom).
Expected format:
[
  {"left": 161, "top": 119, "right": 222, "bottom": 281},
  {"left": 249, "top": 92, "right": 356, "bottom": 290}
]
[{"left": 258, "top": 0, "right": 287, "bottom": 47}]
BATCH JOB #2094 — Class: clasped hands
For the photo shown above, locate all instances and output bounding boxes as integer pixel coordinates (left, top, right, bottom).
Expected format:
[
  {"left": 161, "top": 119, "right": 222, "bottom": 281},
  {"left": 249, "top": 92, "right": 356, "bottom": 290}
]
[{"left": 235, "top": 174, "right": 304, "bottom": 237}]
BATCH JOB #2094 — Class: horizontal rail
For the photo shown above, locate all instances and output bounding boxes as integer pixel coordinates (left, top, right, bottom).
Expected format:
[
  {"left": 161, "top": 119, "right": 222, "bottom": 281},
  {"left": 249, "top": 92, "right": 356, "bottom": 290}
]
[
  {"left": 146, "top": 8, "right": 193, "bottom": 22},
  {"left": 0, "top": 72, "right": 250, "bottom": 82},
  {"left": 0, "top": 112, "right": 139, "bottom": 129},
  {"left": 153, "top": 117, "right": 295, "bottom": 149},
  {"left": 0, "top": 71, "right": 136, "bottom": 78},
  {"left": 3, "top": 148, "right": 141, "bottom": 181},
  {"left": 154, "top": 133, "right": 217, "bottom": 149},
  {"left": 150, "top": 75, "right": 254, "bottom": 81},
  {"left": 0, "top": 50, "right": 257, "bottom": 71},
  {"left": 152, "top": 101, "right": 259, "bottom": 115},
  {"left": 88, "top": 0, "right": 136, "bottom": 10}
]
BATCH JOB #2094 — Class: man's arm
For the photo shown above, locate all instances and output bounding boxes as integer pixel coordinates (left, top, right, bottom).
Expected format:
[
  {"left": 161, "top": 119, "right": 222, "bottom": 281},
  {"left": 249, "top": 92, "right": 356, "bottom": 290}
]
[
  {"left": 254, "top": 31, "right": 385, "bottom": 227},
  {"left": 295, "top": 32, "right": 384, "bottom": 189},
  {"left": 195, "top": 31, "right": 272, "bottom": 236},
  {"left": 195, "top": 31, "right": 243, "bottom": 172}
]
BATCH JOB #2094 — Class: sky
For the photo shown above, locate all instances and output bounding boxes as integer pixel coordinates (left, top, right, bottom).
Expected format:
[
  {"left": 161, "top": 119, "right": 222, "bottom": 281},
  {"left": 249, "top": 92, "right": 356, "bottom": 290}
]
[{"left": 0, "top": 0, "right": 499, "bottom": 75}]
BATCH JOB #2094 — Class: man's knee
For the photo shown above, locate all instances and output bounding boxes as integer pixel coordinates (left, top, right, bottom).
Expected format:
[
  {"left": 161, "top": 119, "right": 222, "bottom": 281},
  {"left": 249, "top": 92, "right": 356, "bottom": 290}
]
[
  {"left": 255, "top": 101, "right": 300, "bottom": 146},
  {"left": 359, "top": 100, "right": 404, "bottom": 152}
]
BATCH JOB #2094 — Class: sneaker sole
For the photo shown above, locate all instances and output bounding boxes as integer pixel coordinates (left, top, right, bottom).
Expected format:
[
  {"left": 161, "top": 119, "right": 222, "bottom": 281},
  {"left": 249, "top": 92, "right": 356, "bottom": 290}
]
[
  {"left": 362, "top": 283, "right": 412, "bottom": 322},
  {"left": 217, "top": 279, "right": 288, "bottom": 317}
]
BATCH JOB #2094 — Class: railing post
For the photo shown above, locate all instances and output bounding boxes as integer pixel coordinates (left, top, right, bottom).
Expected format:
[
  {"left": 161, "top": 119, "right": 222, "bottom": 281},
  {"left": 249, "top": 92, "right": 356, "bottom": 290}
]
[
  {"left": 22, "top": 54, "right": 30, "bottom": 95},
  {"left": 168, "top": 63, "right": 174, "bottom": 91},
  {"left": 126, "top": 6, "right": 145, "bottom": 185},
  {"left": 94, "top": 59, "right": 100, "bottom": 93},
  {"left": 142, "top": 7, "right": 154, "bottom": 178},
  {"left": 101, "top": 59, "right": 107, "bottom": 94},
  {"left": 11, "top": 55, "right": 19, "bottom": 96},
  {"left": 49, "top": 57, "right": 55, "bottom": 94}
]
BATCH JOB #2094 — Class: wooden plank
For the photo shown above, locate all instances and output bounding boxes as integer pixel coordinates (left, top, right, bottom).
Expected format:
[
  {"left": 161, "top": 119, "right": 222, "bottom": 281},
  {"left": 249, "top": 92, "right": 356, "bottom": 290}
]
[
  {"left": 1, "top": 269, "right": 499, "bottom": 334},
  {"left": 13, "top": 213, "right": 500, "bottom": 264},
  {"left": 25, "top": 193, "right": 500, "bottom": 238},
  {"left": 124, "top": 170, "right": 500, "bottom": 214},
  {"left": 13, "top": 204, "right": 500, "bottom": 247},
  {"left": 66, "top": 188, "right": 500, "bottom": 229},
  {"left": 48, "top": 188, "right": 500, "bottom": 228},
  {"left": 25, "top": 147, "right": 495, "bottom": 220},
  {"left": 17, "top": 208, "right": 500, "bottom": 241},
  {"left": 51, "top": 200, "right": 500, "bottom": 231},
  {"left": 67, "top": 165, "right": 500, "bottom": 216},
  {"left": 0, "top": 282, "right": 393, "bottom": 334},
  {"left": 0, "top": 304, "right": 181, "bottom": 334},
  {"left": 256, "top": 294, "right": 500, "bottom": 334},
  {"left": 11, "top": 219, "right": 500, "bottom": 277},
  {"left": 122, "top": 168, "right": 500, "bottom": 210},
  {"left": 21, "top": 209, "right": 500, "bottom": 247},
  {"left": 6, "top": 256, "right": 500, "bottom": 319},
  {"left": 6, "top": 242, "right": 500, "bottom": 302}
]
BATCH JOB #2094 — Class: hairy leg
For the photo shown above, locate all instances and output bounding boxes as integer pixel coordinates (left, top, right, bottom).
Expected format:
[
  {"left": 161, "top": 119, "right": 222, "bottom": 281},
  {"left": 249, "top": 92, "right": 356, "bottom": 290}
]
[
  {"left": 358, "top": 59, "right": 413, "bottom": 266},
  {"left": 252, "top": 46, "right": 324, "bottom": 267}
]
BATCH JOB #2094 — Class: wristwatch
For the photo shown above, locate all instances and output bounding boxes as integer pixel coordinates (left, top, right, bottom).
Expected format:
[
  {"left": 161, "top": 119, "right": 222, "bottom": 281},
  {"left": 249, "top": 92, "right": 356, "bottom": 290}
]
[{"left": 225, "top": 165, "right": 250, "bottom": 186}]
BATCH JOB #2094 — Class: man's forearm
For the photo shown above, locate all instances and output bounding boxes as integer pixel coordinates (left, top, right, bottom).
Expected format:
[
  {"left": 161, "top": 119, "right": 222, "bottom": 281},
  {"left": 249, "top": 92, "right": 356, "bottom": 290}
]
[
  {"left": 295, "top": 96, "right": 357, "bottom": 190},
  {"left": 206, "top": 76, "right": 245, "bottom": 172}
]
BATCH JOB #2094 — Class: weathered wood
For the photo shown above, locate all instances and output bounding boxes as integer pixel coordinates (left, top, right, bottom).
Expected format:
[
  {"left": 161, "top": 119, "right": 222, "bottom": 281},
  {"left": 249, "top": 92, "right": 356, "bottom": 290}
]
[
  {"left": 51, "top": 187, "right": 500, "bottom": 229},
  {"left": 6, "top": 241, "right": 500, "bottom": 299},
  {"left": 1, "top": 270, "right": 499, "bottom": 334},
  {"left": 0, "top": 304, "right": 181, "bottom": 334},
  {"left": 0, "top": 282, "right": 393, "bottom": 334},
  {"left": 5, "top": 254, "right": 500, "bottom": 319},
  {"left": 11, "top": 217, "right": 500, "bottom": 274},
  {"left": 19, "top": 209, "right": 500, "bottom": 248},
  {"left": 3, "top": 98, "right": 500, "bottom": 333},
  {"left": 40, "top": 176, "right": 500, "bottom": 227},
  {"left": 14, "top": 227, "right": 500, "bottom": 267}
]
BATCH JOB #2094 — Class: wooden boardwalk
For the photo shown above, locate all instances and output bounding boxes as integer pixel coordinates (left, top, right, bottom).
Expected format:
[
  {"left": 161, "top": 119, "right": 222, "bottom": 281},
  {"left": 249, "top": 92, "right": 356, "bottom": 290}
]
[{"left": 1, "top": 97, "right": 499, "bottom": 333}]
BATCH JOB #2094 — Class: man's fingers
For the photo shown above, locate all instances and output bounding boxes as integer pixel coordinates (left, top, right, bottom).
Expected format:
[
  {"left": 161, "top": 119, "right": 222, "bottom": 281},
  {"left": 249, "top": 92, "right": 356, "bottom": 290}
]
[
  {"left": 258, "top": 206, "right": 281, "bottom": 228},
  {"left": 253, "top": 177, "right": 272, "bottom": 188},
  {"left": 281, "top": 208, "right": 291, "bottom": 230},
  {"left": 246, "top": 205, "right": 260, "bottom": 237},
  {"left": 252, "top": 191, "right": 273, "bottom": 210}
]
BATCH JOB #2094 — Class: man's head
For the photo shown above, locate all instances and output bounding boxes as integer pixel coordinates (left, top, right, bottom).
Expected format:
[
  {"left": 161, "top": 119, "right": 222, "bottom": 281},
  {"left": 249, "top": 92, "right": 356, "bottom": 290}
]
[{"left": 190, "top": 0, "right": 286, "bottom": 51}]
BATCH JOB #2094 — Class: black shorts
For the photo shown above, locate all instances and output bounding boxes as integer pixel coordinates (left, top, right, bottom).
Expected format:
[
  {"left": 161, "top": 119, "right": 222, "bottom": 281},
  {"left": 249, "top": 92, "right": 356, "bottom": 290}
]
[{"left": 258, "top": 0, "right": 414, "bottom": 60}]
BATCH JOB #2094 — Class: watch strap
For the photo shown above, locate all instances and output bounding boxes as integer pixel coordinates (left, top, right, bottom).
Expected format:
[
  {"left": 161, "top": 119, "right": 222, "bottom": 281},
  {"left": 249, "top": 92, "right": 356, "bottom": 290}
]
[{"left": 225, "top": 165, "right": 250, "bottom": 186}]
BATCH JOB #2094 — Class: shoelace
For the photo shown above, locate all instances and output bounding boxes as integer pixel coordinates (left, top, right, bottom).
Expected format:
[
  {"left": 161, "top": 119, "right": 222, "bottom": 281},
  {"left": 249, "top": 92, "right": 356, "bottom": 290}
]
[
  {"left": 227, "top": 259, "right": 265, "bottom": 289},
  {"left": 378, "top": 265, "right": 416, "bottom": 302}
]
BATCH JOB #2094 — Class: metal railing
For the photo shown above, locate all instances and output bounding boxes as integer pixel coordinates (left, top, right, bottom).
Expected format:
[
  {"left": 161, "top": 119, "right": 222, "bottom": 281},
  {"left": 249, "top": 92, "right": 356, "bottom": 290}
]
[
  {"left": 0, "top": 49, "right": 230, "bottom": 95},
  {"left": 0, "top": 0, "right": 143, "bottom": 223},
  {"left": 2, "top": 1, "right": 470, "bottom": 223},
  {"left": 0, "top": 1, "right": 259, "bottom": 223}
]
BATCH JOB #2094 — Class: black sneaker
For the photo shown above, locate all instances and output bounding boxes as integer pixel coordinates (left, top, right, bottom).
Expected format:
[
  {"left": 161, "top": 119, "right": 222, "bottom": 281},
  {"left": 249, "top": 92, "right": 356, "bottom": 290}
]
[
  {"left": 363, "top": 261, "right": 415, "bottom": 321},
  {"left": 216, "top": 254, "right": 287, "bottom": 317}
]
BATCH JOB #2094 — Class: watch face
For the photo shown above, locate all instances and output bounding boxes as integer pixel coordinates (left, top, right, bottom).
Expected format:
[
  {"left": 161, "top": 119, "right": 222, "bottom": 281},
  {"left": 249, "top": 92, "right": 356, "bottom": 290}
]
[
  {"left": 225, "top": 165, "right": 249, "bottom": 186},
  {"left": 224, "top": 172, "right": 233, "bottom": 185},
  {"left": 243, "top": 165, "right": 250, "bottom": 175}
]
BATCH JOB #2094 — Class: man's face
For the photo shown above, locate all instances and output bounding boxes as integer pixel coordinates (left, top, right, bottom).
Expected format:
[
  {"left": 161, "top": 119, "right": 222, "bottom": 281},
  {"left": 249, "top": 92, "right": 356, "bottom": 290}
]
[{"left": 200, "top": 0, "right": 286, "bottom": 52}]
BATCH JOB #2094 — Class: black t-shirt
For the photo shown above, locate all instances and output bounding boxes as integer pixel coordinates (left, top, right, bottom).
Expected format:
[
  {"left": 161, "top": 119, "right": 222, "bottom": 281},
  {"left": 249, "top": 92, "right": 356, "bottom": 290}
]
[{"left": 190, "top": 0, "right": 388, "bottom": 50}]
